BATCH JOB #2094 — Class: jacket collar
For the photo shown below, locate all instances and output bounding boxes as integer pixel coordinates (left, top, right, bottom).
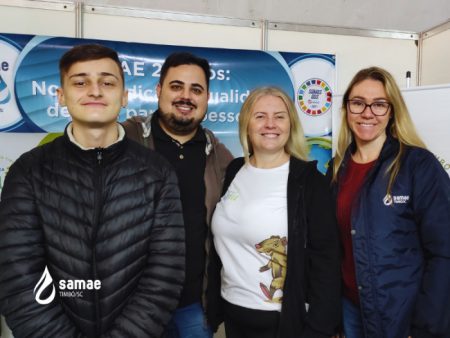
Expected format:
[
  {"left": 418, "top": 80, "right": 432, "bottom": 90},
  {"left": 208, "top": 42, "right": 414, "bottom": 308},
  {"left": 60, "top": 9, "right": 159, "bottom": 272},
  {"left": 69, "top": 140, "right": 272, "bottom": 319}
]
[
  {"left": 342, "top": 133, "right": 400, "bottom": 169},
  {"left": 226, "top": 156, "right": 313, "bottom": 185},
  {"left": 336, "top": 133, "right": 400, "bottom": 193},
  {"left": 66, "top": 122, "right": 126, "bottom": 150},
  {"left": 289, "top": 156, "right": 316, "bottom": 181},
  {"left": 63, "top": 123, "right": 128, "bottom": 165}
]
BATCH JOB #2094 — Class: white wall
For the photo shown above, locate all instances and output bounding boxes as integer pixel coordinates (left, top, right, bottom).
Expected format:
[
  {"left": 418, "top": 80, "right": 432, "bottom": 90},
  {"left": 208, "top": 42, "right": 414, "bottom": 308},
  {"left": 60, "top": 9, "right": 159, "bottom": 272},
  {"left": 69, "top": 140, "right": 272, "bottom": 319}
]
[
  {"left": 83, "top": 13, "right": 262, "bottom": 50},
  {"left": 0, "top": 1, "right": 420, "bottom": 94},
  {"left": 268, "top": 30, "right": 417, "bottom": 94},
  {"left": 0, "top": 3, "right": 75, "bottom": 37},
  {"left": 421, "top": 24, "right": 450, "bottom": 85}
]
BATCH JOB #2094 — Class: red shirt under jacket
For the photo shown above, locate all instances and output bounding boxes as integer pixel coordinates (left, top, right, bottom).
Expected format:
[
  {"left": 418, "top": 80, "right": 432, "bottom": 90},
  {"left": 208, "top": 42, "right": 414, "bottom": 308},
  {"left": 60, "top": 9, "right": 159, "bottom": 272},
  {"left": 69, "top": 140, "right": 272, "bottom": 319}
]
[{"left": 337, "top": 157, "right": 375, "bottom": 305}]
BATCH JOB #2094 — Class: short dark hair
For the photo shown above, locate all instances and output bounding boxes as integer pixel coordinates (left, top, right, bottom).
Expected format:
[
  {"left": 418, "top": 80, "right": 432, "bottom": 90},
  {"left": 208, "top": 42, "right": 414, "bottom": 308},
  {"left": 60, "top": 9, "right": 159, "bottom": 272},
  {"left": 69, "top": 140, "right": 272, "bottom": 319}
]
[
  {"left": 59, "top": 44, "right": 124, "bottom": 87},
  {"left": 160, "top": 52, "right": 211, "bottom": 90}
]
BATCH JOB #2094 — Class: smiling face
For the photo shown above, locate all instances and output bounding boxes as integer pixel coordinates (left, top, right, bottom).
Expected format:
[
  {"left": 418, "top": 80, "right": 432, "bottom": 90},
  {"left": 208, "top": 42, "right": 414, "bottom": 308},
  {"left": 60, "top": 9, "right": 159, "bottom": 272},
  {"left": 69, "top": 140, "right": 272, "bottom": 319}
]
[
  {"left": 57, "top": 58, "right": 128, "bottom": 128},
  {"left": 247, "top": 94, "right": 291, "bottom": 157},
  {"left": 347, "top": 79, "right": 391, "bottom": 148},
  {"left": 156, "top": 64, "right": 209, "bottom": 138}
]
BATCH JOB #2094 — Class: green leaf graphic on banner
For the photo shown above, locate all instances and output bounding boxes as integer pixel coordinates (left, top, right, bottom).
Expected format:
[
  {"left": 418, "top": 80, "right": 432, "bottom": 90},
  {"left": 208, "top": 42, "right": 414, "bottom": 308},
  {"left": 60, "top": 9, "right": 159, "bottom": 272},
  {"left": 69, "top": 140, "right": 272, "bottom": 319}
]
[{"left": 38, "top": 133, "right": 63, "bottom": 146}]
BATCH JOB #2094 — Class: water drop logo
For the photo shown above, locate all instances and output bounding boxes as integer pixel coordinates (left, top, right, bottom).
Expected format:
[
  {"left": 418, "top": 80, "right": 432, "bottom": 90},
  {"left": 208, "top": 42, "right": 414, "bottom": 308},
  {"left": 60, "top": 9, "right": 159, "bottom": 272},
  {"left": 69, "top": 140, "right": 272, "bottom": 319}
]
[
  {"left": 383, "top": 194, "right": 393, "bottom": 206},
  {"left": 0, "top": 38, "right": 22, "bottom": 130},
  {"left": 0, "top": 74, "right": 11, "bottom": 104},
  {"left": 34, "top": 266, "right": 56, "bottom": 305}
]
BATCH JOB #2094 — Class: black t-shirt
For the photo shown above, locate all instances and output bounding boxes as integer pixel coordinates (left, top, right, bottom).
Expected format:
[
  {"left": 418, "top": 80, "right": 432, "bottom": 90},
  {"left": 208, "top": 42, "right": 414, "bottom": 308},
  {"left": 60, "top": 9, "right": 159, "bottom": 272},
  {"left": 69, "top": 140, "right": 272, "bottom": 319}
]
[{"left": 152, "top": 115, "right": 207, "bottom": 307}]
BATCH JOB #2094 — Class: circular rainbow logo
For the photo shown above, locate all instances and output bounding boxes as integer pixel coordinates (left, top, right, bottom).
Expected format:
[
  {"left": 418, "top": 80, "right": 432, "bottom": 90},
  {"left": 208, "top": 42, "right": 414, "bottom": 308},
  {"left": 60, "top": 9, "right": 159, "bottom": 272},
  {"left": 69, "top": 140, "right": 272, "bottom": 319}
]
[{"left": 297, "top": 78, "right": 332, "bottom": 116}]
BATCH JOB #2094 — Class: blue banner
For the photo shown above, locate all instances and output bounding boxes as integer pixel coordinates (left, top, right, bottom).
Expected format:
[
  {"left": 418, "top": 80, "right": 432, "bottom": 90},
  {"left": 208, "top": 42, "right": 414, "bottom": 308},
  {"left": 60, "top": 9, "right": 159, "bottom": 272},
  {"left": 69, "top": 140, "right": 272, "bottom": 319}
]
[{"left": 0, "top": 33, "right": 335, "bottom": 173}]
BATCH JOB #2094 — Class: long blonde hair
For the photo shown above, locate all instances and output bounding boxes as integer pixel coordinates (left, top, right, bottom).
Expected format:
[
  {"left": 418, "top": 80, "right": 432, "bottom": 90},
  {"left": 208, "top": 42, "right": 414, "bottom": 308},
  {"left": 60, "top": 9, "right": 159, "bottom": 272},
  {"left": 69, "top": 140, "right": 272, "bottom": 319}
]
[
  {"left": 333, "top": 67, "right": 426, "bottom": 194},
  {"left": 239, "top": 86, "right": 309, "bottom": 163}
]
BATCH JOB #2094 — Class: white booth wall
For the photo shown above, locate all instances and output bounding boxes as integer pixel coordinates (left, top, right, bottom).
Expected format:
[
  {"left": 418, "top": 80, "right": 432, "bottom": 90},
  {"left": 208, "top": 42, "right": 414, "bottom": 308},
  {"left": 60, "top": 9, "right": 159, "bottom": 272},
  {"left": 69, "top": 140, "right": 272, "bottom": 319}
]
[
  {"left": 421, "top": 23, "right": 450, "bottom": 86},
  {"left": 8, "top": 3, "right": 450, "bottom": 92},
  {"left": 83, "top": 12, "right": 262, "bottom": 50},
  {"left": 0, "top": 1, "right": 423, "bottom": 93},
  {"left": 3, "top": 3, "right": 450, "bottom": 91},
  {"left": 267, "top": 30, "right": 416, "bottom": 93},
  {"left": 0, "top": 2, "right": 75, "bottom": 37}
]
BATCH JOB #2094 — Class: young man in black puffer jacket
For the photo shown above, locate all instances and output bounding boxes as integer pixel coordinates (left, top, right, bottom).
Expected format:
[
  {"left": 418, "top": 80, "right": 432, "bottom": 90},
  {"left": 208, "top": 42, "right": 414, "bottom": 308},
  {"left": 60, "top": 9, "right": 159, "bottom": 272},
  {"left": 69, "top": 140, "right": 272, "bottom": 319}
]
[{"left": 0, "top": 44, "right": 185, "bottom": 338}]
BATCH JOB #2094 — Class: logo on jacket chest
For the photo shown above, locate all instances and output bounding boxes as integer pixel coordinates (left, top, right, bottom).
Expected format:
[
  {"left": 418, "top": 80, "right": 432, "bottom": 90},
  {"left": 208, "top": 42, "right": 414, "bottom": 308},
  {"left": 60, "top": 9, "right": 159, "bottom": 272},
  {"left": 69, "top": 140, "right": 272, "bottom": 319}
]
[{"left": 383, "top": 194, "right": 410, "bottom": 206}]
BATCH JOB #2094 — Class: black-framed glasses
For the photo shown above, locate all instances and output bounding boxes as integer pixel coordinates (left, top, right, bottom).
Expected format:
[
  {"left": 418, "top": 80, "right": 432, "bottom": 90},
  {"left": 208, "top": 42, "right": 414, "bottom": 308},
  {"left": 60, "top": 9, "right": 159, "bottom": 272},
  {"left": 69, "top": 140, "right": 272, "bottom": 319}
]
[{"left": 347, "top": 99, "right": 391, "bottom": 116}]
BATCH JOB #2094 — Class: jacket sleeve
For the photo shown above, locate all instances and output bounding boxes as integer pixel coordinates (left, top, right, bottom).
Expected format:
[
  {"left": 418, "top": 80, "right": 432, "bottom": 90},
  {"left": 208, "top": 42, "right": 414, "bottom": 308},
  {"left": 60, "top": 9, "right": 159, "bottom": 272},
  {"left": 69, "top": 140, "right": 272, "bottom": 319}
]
[
  {"left": 410, "top": 153, "right": 450, "bottom": 337},
  {"left": 104, "top": 166, "right": 185, "bottom": 338},
  {"left": 121, "top": 116, "right": 146, "bottom": 144},
  {"left": 205, "top": 240, "right": 224, "bottom": 332},
  {"left": 215, "top": 142, "right": 234, "bottom": 175},
  {"left": 302, "top": 169, "right": 341, "bottom": 337},
  {"left": 324, "top": 159, "right": 334, "bottom": 185},
  {"left": 0, "top": 157, "right": 81, "bottom": 337}
]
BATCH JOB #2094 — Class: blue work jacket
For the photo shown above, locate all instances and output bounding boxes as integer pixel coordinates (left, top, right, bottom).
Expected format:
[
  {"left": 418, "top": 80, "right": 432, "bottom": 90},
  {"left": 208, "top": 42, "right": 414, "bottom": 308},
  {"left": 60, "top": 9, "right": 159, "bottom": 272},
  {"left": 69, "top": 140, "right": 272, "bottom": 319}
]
[{"left": 328, "top": 136, "right": 450, "bottom": 338}]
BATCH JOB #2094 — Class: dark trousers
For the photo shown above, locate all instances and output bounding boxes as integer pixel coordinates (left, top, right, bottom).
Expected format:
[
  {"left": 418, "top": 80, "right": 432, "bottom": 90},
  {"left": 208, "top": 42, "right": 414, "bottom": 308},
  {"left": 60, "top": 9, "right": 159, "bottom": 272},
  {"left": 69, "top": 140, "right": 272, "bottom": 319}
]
[{"left": 223, "top": 300, "right": 280, "bottom": 338}]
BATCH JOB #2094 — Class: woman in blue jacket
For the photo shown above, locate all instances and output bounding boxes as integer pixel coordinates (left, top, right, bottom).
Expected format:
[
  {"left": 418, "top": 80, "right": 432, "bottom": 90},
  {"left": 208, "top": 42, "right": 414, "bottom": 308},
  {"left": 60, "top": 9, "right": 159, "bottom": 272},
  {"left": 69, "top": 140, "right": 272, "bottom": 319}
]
[{"left": 327, "top": 67, "right": 450, "bottom": 338}]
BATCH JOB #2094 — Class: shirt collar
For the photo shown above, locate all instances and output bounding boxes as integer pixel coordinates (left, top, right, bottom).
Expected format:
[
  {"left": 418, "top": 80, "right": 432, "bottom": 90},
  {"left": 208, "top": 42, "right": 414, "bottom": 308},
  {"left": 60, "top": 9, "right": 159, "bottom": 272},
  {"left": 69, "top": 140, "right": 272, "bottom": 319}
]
[
  {"left": 67, "top": 122, "right": 126, "bottom": 150},
  {"left": 151, "top": 113, "right": 206, "bottom": 145}
]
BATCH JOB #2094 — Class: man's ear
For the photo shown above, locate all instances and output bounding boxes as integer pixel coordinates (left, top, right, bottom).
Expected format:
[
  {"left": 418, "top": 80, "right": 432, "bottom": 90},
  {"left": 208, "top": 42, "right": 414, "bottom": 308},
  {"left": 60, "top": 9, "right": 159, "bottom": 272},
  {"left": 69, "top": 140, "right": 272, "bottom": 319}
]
[
  {"left": 156, "top": 83, "right": 161, "bottom": 98},
  {"left": 122, "top": 89, "right": 128, "bottom": 108},
  {"left": 56, "top": 87, "right": 66, "bottom": 106}
]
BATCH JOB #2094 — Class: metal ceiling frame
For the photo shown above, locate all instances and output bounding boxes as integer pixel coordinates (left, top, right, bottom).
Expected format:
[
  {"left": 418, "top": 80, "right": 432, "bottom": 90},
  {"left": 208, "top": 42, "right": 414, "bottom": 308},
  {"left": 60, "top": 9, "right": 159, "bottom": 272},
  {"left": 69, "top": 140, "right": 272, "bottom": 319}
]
[
  {"left": 416, "top": 19, "right": 450, "bottom": 85},
  {"left": 422, "top": 19, "right": 450, "bottom": 40},
  {"left": 1, "top": 0, "right": 449, "bottom": 85},
  {"left": 0, "top": 0, "right": 73, "bottom": 12},
  {"left": 0, "top": 0, "right": 425, "bottom": 41}
]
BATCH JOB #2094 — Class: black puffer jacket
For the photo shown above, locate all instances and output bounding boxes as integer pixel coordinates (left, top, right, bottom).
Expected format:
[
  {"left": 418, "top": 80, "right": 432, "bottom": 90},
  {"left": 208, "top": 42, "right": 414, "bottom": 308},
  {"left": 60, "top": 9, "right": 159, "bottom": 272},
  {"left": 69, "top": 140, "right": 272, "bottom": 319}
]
[{"left": 0, "top": 130, "right": 185, "bottom": 337}]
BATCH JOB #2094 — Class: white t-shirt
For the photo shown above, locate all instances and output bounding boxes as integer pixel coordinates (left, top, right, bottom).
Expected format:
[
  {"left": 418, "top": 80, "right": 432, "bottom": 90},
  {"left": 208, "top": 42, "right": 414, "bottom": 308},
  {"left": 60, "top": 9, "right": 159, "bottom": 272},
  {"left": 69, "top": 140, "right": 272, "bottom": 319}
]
[{"left": 211, "top": 161, "right": 289, "bottom": 311}]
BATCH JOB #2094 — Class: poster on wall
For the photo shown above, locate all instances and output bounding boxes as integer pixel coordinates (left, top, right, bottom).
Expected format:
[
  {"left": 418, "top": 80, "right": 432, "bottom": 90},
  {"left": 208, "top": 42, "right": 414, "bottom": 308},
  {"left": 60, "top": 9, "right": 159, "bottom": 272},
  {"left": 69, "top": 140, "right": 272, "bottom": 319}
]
[{"left": 0, "top": 33, "right": 336, "bottom": 193}]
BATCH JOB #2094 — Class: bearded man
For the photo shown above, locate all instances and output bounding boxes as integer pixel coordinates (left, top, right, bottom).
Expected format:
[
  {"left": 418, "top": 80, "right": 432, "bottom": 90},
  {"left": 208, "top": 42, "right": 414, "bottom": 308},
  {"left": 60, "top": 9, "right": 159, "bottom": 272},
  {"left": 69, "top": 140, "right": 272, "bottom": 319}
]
[{"left": 123, "top": 52, "right": 233, "bottom": 338}]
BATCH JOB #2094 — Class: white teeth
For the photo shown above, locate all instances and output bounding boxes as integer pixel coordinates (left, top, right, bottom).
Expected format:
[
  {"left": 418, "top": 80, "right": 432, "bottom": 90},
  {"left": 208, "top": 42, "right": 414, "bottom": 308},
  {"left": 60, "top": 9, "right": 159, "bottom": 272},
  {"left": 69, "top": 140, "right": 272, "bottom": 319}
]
[
  {"left": 175, "top": 105, "right": 193, "bottom": 112},
  {"left": 262, "top": 133, "right": 279, "bottom": 138}
]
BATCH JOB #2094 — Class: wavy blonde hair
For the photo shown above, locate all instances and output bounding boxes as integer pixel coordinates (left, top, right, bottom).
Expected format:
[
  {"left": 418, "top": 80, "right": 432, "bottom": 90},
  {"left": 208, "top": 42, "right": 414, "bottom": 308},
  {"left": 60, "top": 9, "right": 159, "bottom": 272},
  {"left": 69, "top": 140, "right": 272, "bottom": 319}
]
[
  {"left": 239, "top": 86, "right": 309, "bottom": 163},
  {"left": 332, "top": 67, "right": 426, "bottom": 194}
]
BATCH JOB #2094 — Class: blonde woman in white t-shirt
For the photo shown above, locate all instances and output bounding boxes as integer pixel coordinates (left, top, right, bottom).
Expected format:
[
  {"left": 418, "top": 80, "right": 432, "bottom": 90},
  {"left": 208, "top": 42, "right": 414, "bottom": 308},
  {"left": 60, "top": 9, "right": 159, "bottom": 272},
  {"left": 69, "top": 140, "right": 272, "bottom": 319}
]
[{"left": 206, "top": 87, "right": 341, "bottom": 338}]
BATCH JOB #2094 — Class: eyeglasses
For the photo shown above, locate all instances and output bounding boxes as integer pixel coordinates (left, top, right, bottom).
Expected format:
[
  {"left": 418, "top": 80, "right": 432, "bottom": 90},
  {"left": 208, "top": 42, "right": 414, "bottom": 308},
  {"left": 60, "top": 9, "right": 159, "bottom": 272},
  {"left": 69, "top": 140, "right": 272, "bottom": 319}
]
[{"left": 347, "top": 99, "right": 391, "bottom": 116}]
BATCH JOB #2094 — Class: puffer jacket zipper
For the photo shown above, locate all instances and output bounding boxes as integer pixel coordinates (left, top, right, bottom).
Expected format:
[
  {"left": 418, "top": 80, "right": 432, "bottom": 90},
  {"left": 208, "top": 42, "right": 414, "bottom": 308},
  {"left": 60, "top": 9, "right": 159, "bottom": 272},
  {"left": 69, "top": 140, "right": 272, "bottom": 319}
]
[{"left": 93, "top": 148, "right": 103, "bottom": 336}]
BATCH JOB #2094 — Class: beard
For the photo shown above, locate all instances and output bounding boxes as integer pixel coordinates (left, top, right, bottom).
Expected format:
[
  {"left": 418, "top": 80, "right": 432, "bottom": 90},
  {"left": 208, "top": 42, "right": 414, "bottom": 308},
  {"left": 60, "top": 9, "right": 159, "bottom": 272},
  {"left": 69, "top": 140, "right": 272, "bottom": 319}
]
[{"left": 158, "top": 101, "right": 205, "bottom": 136}]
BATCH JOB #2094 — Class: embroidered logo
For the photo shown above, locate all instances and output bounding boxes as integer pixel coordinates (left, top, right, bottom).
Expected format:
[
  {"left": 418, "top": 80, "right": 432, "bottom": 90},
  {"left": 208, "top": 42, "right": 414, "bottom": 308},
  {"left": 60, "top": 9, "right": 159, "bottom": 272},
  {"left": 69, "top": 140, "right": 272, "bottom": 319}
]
[
  {"left": 223, "top": 189, "right": 239, "bottom": 201},
  {"left": 383, "top": 194, "right": 410, "bottom": 206},
  {"left": 383, "top": 194, "right": 393, "bottom": 206}
]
